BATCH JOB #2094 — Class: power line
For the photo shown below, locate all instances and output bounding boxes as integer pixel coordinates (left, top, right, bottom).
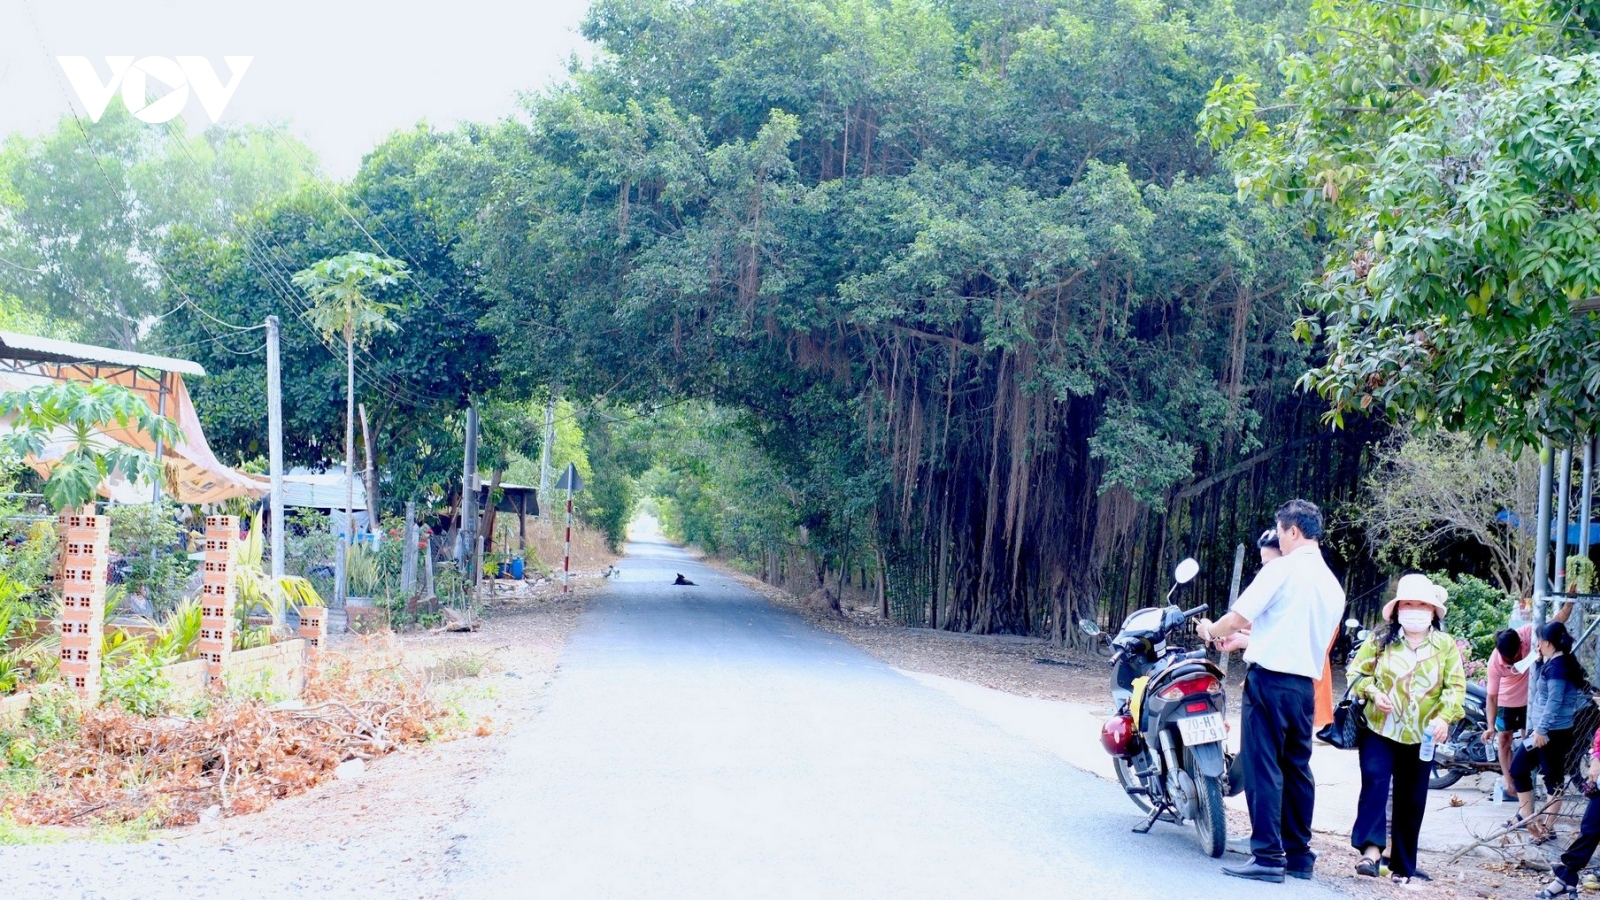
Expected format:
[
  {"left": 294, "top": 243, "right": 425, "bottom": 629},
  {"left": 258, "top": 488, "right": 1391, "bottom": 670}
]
[{"left": 145, "top": 117, "right": 450, "bottom": 405}]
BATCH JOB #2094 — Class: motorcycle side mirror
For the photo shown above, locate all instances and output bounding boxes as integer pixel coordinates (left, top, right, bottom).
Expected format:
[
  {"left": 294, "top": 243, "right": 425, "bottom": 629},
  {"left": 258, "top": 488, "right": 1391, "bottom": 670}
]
[
  {"left": 1078, "top": 619, "right": 1101, "bottom": 637},
  {"left": 1345, "top": 617, "right": 1361, "bottom": 630},
  {"left": 1173, "top": 558, "right": 1200, "bottom": 585},
  {"left": 1357, "top": 629, "right": 1371, "bottom": 642}
]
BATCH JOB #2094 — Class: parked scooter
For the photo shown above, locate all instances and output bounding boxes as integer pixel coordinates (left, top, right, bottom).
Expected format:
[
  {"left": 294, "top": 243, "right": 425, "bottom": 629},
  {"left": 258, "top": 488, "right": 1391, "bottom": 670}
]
[
  {"left": 1080, "top": 558, "right": 1232, "bottom": 858},
  {"left": 1429, "top": 683, "right": 1495, "bottom": 789}
]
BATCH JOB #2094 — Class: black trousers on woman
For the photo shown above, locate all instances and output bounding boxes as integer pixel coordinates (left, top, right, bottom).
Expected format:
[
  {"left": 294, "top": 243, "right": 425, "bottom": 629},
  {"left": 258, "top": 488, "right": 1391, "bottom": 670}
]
[
  {"left": 1352, "top": 731, "right": 1432, "bottom": 878},
  {"left": 1511, "top": 727, "right": 1577, "bottom": 794},
  {"left": 1556, "top": 795, "right": 1600, "bottom": 886}
]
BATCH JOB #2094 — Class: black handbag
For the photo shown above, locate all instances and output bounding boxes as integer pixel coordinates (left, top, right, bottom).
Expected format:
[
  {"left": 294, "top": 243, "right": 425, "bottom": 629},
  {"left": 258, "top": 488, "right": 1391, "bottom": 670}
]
[{"left": 1318, "top": 677, "right": 1367, "bottom": 750}]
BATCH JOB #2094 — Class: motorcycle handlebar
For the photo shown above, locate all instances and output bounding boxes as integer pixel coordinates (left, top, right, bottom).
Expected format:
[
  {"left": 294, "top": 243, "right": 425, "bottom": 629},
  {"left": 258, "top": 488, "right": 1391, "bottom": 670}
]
[{"left": 1182, "top": 605, "right": 1207, "bottom": 619}]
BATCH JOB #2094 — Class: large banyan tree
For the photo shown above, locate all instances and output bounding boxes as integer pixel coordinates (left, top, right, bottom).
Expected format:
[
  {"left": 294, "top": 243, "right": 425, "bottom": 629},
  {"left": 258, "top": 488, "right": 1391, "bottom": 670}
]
[{"left": 444, "top": 0, "right": 1384, "bottom": 634}]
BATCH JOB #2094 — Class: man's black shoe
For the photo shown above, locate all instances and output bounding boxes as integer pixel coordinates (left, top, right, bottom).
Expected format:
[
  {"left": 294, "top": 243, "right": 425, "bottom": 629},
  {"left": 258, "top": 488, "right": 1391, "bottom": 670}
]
[
  {"left": 1287, "top": 851, "right": 1317, "bottom": 880},
  {"left": 1223, "top": 862, "right": 1287, "bottom": 883}
]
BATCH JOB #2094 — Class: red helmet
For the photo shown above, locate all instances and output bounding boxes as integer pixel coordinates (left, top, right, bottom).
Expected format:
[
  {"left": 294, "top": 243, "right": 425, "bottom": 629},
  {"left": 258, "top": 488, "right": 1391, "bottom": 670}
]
[{"left": 1101, "top": 713, "right": 1136, "bottom": 757}]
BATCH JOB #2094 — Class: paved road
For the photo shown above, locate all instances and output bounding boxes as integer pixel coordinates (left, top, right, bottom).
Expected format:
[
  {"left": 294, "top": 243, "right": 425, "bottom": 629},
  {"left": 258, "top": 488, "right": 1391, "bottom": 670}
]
[{"left": 449, "top": 537, "right": 1340, "bottom": 899}]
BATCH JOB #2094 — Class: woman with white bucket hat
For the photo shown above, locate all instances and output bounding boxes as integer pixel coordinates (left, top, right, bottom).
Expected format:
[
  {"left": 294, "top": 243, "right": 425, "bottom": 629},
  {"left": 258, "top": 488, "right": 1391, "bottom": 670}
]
[{"left": 1348, "top": 573, "right": 1466, "bottom": 884}]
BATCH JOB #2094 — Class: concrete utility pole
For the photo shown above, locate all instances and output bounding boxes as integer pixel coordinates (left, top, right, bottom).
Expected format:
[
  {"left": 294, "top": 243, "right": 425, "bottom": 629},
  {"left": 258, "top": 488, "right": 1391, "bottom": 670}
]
[
  {"left": 401, "top": 500, "right": 418, "bottom": 595},
  {"left": 1576, "top": 438, "right": 1593, "bottom": 649},
  {"left": 1535, "top": 438, "right": 1554, "bottom": 627},
  {"left": 1557, "top": 446, "right": 1574, "bottom": 595},
  {"left": 459, "top": 405, "right": 480, "bottom": 567},
  {"left": 266, "top": 316, "right": 285, "bottom": 587},
  {"left": 1582, "top": 437, "right": 1596, "bottom": 561},
  {"left": 539, "top": 394, "right": 556, "bottom": 509}
]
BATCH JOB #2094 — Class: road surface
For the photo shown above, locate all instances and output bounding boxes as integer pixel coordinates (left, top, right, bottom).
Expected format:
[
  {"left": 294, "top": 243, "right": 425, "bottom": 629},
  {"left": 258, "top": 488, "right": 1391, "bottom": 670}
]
[{"left": 448, "top": 536, "right": 1339, "bottom": 898}]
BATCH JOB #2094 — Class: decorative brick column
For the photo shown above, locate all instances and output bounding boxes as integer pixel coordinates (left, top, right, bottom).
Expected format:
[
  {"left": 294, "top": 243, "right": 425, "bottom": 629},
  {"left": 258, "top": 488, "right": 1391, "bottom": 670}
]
[
  {"left": 297, "top": 605, "right": 327, "bottom": 653},
  {"left": 58, "top": 513, "right": 109, "bottom": 702},
  {"left": 198, "top": 515, "right": 237, "bottom": 685}
]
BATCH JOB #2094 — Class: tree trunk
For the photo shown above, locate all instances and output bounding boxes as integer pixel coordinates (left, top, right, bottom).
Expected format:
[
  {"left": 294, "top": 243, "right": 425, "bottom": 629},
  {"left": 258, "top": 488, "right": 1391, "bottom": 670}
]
[
  {"left": 359, "top": 402, "right": 379, "bottom": 523},
  {"left": 481, "top": 468, "right": 505, "bottom": 553},
  {"left": 877, "top": 545, "right": 888, "bottom": 619},
  {"left": 340, "top": 334, "right": 356, "bottom": 608}
]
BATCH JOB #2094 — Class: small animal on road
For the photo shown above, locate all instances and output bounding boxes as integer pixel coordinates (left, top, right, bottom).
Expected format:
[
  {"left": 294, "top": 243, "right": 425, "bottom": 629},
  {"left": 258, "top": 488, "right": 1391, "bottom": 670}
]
[{"left": 673, "top": 573, "right": 696, "bottom": 586}]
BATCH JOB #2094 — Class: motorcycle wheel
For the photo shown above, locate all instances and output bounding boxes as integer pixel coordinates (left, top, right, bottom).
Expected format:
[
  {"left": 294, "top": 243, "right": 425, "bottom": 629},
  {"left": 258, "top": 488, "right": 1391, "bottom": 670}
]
[
  {"left": 1186, "top": 748, "right": 1226, "bottom": 859},
  {"left": 1114, "top": 754, "right": 1154, "bottom": 813},
  {"left": 1428, "top": 767, "right": 1464, "bottom": 790}
]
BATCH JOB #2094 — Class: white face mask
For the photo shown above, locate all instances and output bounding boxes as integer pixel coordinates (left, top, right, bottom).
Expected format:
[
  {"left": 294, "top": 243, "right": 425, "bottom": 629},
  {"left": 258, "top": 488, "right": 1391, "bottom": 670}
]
[{"left": 1397, "top": 609, "right": 1433, "bottom": 634}]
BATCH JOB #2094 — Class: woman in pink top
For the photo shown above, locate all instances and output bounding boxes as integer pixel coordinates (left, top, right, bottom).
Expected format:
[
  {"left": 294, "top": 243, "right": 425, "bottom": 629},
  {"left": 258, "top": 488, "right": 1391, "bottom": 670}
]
[{"left": 1485, "top": 602, "right": 1573, "bottom": 799}]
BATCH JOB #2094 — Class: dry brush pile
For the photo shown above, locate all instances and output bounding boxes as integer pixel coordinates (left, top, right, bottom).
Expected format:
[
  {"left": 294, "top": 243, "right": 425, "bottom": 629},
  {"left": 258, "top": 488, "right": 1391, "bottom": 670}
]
[{"left": 0, "top": 640, "right": 464, "bottom": 828}]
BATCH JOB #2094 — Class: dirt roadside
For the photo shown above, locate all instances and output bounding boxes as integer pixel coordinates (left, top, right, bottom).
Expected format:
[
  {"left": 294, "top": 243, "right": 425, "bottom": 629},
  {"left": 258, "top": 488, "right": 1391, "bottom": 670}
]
[{"left": 0, "top": 576, "right": 602, "bottom": 900}]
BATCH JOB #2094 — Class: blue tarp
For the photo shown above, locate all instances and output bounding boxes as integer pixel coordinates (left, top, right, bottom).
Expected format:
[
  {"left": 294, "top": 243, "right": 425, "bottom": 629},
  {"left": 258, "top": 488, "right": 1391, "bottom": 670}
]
[{"left": 1496, "top": 509, "right": 1600, "bottom": 543}]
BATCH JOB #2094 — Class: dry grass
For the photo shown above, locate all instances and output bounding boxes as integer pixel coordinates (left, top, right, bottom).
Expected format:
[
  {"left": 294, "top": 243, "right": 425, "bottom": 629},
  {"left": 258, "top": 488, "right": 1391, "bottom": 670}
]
[{"left": 0, "top": 638, "right": 461, "bottom": 829}]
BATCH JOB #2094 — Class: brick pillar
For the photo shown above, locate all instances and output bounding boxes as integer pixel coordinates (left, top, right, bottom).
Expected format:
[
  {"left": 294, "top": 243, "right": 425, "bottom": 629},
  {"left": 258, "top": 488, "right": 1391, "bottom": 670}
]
[
  {"left": 58, "top": 513, "right": 109, "bottom": 702},
  {"left": 297, "top": 605, "right": 327, "bottom": 652},
  {"left": 198, "top": 515, "right": 238, "bottom": 685}
]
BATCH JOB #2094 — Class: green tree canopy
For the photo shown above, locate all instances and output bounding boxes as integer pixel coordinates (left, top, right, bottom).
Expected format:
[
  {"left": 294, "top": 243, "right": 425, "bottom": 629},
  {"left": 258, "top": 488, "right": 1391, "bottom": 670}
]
[
  {"left": 433, "top": 0, "right": 1367, "bottom": 634},
  {"left": 1202, "top": 0, "right": 1600, "bottom": 446},
  {"left": 0, "top": 107, "right": 314, "bottom": 349}
]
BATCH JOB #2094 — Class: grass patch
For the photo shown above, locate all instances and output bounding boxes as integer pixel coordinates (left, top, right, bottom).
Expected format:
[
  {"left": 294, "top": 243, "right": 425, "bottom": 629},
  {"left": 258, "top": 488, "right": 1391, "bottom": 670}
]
[
  {"left": 0, "top": 814, "right": 68, "bottom": 845},
  {"left": 427, "top": 651, "right": 491, "bottom": 683}
]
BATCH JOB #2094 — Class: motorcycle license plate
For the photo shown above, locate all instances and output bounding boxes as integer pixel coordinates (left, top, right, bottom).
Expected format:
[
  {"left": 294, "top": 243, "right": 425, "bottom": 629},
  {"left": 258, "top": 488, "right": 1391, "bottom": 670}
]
[{"left": 1177, "top": 712, "right": 1225, "bottom": 745}]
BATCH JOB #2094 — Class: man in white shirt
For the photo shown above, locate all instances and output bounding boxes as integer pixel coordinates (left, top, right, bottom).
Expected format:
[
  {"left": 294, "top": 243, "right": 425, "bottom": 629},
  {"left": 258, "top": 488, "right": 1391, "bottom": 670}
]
[{"left": 1199, "top": 499, "right": 1346, "bottom": 883}]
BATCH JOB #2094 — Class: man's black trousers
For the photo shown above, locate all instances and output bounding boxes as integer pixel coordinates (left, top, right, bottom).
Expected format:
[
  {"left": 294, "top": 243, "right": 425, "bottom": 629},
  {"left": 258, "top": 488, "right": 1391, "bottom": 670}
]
[{"left": 1241, "top": 665, "right": 1316, "bottom": 870}]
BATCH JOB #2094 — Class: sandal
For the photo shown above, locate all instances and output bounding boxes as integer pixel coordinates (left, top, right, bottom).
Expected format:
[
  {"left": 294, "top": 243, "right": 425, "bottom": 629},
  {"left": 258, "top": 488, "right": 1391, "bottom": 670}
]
[
  {"left": 1355, "top": 857, "right": 1380, "bottom": 877},
  {"left": 1537, "top": 879, "right": 1577, "bottom": 899}
]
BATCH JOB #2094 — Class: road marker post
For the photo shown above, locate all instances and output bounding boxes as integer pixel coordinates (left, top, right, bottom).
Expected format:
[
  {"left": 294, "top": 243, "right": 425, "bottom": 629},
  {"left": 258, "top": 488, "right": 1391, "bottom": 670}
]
[{"left": 554, "top": 463, "right": 585, "bottom": 593}]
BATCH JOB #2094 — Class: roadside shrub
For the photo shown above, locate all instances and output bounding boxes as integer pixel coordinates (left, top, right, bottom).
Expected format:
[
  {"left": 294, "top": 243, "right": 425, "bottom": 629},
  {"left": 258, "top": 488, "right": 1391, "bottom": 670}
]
[{"left": 1435, "top": 571, "right": 1512, "bottom": 662}]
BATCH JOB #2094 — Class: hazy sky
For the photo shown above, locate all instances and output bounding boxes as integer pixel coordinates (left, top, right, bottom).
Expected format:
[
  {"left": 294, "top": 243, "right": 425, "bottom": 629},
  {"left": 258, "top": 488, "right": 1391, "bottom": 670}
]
[{"left": 0, "top": 0, "right": 593, "bottom": 176}]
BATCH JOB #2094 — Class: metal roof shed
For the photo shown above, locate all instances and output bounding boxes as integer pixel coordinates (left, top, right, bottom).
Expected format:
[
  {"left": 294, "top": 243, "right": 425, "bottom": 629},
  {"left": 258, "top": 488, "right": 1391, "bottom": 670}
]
[{"left": 0, "top": 330, "right": 262, "bottom": 504}]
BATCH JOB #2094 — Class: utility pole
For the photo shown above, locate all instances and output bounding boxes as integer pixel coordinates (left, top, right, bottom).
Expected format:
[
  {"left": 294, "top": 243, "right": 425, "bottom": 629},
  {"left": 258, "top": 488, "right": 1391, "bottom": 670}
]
[
  {"left": 1576, "top": 438, "right": 1593, "bottom": 654},
  {"left": 401, "top": 500, "right": 418, "bottom": 595},
  {"left": 1582, "top": 437, "right": 1596, "bottom": 561},
  {"left": 539, "top": 393, "right": 556, "bottom": 510},
  {"left": 458, "top": 405, "right": 480, "bottom": 568},
  {"left": 266, "top": 316, "right": 286, "bottom": 626},
  {"left": 1557, "top": 446, "right": 1574, "bottom": 596},
  {"left": 1535, "top": 438, "right": 1554, "bottom": 628}
]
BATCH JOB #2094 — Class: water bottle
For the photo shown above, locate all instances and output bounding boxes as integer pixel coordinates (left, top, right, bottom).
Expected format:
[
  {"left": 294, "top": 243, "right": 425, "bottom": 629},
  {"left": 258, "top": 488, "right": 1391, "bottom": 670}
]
[{"left": 1420, "top": 730, "right": 1436, "bottom": 762}]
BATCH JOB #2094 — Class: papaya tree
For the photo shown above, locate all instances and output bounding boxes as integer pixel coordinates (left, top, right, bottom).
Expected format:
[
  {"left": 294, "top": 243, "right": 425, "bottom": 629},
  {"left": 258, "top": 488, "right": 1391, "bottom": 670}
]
[
  {"left": 292, "top": 251, "right": 408, "bottom": 605},
  {"left": 0, "top": 378, "right": 180, "bottom": 512}
]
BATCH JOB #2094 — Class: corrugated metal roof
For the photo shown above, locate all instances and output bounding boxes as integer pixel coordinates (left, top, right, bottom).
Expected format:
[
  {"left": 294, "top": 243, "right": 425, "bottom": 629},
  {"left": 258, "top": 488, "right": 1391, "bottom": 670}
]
[
  {"left": 276, "top": 473, "right": 368, "bottom": 510},
  {"left": 0, "top": 331, "right": 206, "bottom": 376}
]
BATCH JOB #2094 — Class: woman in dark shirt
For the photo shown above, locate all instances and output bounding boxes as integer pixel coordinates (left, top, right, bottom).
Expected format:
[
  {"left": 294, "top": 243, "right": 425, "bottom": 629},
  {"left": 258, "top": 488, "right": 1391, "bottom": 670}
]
[{"left": 1510, "top": 621, "right": 1591, "bottom": 843}]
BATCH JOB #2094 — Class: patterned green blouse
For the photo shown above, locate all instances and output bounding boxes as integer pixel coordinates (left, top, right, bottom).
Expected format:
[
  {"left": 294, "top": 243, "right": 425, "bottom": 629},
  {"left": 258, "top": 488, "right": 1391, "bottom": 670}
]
[{"left": 1348, "top": 629, "right": 1467, "bottom": 745}]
